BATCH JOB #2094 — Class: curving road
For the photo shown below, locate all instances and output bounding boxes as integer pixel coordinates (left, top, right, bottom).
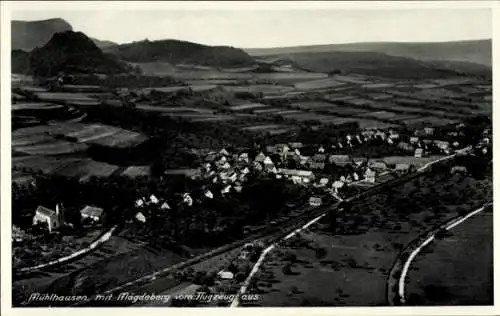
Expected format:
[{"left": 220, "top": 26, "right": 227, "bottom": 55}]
[{"left": 388, "top": 202, "right": 492, "bottom": 305}]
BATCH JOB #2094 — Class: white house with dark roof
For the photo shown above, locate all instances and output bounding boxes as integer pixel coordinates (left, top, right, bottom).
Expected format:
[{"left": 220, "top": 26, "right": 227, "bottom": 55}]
[
  {"left": 135, "top": 212, "right": 146, "bottom": 223},
  {"left": 150, "top": 194, "right": 159, "bottom": 204},
  {"left": 183, "top": 193, "right": 193, "bottom": 206},
  {"left": 365, "top": 168, "right": 376, "bottom": 184},
  {"left": 415, "top": 148, "right": 424, "bottom": 158},
  {"left": 309, "top": 196, "right": 322, "bottom": 207},
  {"left": 205, "top": 190, "right": 214, "bottom": 199},
  {"left": 255, "top": 152, "right": 266, "bottom": 162},
  {"left": 160, "top": 201, "right": 171, "bottom": 210}
]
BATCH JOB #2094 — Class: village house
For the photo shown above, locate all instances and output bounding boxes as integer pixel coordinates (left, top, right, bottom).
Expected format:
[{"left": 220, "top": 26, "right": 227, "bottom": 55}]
[
  {"left": 160, "top": 201, "right": 171, "bottom": 209},
  {"left": 375, "top": 130, "right": 387, "bottom": 140},
  {"left": 289, "top": 142, "right": 304, "bottom": 149},
  {"left": 398, "top": 142, "right": 415, "bottom": 152},
  {"left": 353, "top": 172, "right": 360, "bottom": 181},
  {"left": 318, "top": 178, "right": 329, "bottom": 187},
  {"left": 370, "top": 161, "right": 388, "bottom": 172},
  {"left": 80, "top": 205, "right": 103, "bottom": 222},
  {"left": 220, "top": 148, "right": 230, "bottom": 156},
  {"left": 277, "top": 169, "right": 315, "bottom": 185},
  {"left": 221, "top": 185, "right": 232, "bottom": 195},
  {"left": 135, "top": 212, "right": 146, "bottom": 223},
  {"left": 253, "top": 161, "right": 264, "bottom": 172},
  {"left": 135, "top": 198, "right": 145, "bottom": 208},
  {"left": 329, "top": 155, "right": 351, "bottom": 167},
  {"left": 309, "top": 196, "right": 322, "bottom": 207},
  {"left": 234, "top": 185, "right": 243, "bottom": 193},
  {"left": 238, "top": 153, "right": 249, "bottom": 163},
  {"left": 313, "top": 154, "right": 327, "bottom": 162},
  {"left": 415, "top": 148, "right": 424, "bottom": 158},
  {"left": 394, "top": 164, "right": 411, "bottom": 175},
  {"left": 434, "top": 140, "right": 450, "bottom": 151},
  {"left": 266, "top": 145, "right": 278, "bottom": 154},
  {"left": 150, "top": 194, "right": 159, "bottom": 204},
  {"left": 365, "top": 168, "right": 376, "bottom": 184},
  {"left": 424, "top": 127, "right": 435, "bottom": 136},
  {"left": 218, "top": 271, "right": 234, "bottom": 280},
  {"left": 205, "top": 190, "right": 214, "bottom": 199},
  {"left": 409, "top": 137, "right": 419, "bottom": 144},
  {"left": 451, "top": 165, "right": 468, "bottom": 175},
  {"left": 183, "top": 193, "right": 193, "bottom": 206},
  {"left": 318, "top": 146, "right": 325, "bottom": 153},
  {"left": 33, "top": 205, "right": 64, "bottom": 232},
  {"left": 255, "top": 152, "right": 266, "bottom": 163},
  {"left": 308, "top": 161, "right": 325, "bottom": 170},
  {"left": 332, "top": 180, "right": 346, "bottom": 194}
]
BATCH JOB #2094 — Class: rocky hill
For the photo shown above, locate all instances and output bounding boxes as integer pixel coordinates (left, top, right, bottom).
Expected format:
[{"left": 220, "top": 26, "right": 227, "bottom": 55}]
[{"left": 25, "top": 31, "right": 129, "bottom": 76}]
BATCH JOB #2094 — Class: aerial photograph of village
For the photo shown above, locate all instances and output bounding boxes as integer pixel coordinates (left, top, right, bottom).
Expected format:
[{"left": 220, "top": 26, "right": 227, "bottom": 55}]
[{"left": 8, "top": 4, "right": 493, "bottom": 309}]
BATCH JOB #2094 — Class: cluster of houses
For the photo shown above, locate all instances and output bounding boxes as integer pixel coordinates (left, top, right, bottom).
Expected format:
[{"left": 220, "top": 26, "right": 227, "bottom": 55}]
[{"left": 31, "top": 204, "right": 104, "bottom": 233}]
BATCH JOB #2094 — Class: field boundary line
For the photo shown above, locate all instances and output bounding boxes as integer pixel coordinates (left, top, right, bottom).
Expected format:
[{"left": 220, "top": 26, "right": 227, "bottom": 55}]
[
  {"left": 17, "top": 225, "right": 118, "bottom": 273},
  {"left": 230, "top": 211, "right": 328, "bottom": 307},
  {"left": 386, "top": 201, "right": 492, "bottom": 306}
]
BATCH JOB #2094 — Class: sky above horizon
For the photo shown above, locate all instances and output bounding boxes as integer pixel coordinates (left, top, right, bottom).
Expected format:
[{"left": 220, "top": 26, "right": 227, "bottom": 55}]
[{"left": 11, "top": 8, "right": 492, "bottom": 48}]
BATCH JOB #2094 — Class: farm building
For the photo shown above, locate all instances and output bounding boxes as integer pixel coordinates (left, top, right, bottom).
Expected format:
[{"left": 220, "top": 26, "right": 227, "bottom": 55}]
[
  {"left": 332, "top": 181, "right": 346, "bottom": 194},
  {"left": 394, "top": 164, "right": 411, "bottom": 175},
  {"left": 415, "top": 148, "right": 424, "bottom": 158},
  {"left": 424, "top": 127, "right": 435, "bottom": 135},
  {"left": 150, "top": 194, "right": 159, "bottom": 204},
  {"left": 218, "top": 271, "right": 234, "bottom": 280},
  {"left": 238, "top": 152, "right": 249, "bottom": 162},
  {"left": 365, "top": 168, "right": 376, "bottom": 184},
  {"left": 160, "top": 201, "right": 171, "bottom": 210},
  {"left": 277, "top": 169, "right": 315, "bottom": 184},
  {"left": 289, "top": 142, "right": 304, "bottom": 149},
  {"left": 205, "top": 190, "right": 214, "bottom": 199},
  {"left": 451, "top": 166, "right": 468, "bottom": 175},
  {"left": 309, "top": 197, "right": 323, "bottom": 207},
  {"left": 313, "top": 154, "right": 327, "bottom": 162},
  {"left": 255, "top": 152, "right": 266, "bottom": 163},
  {"left": 318, "top": 178, "right": 329, "bottom": 186},
  {"left": 308, "top": 161, "right": 325, "bottom": 170},
  {"left": 32, "top": 205, "right": 64, "bottom": 232},
  {"left": 409, "top": 137, "right": 419, "bottom": 144},
  {"left": 135, "top": 212, "right": 146, "bottom": 223},
  {"left": 183, "top": 193, "right": 193, "bottom": 206},
  {"left": 329, "top": 155, "right": 351, "bottom": 166},
  {"left": 80, "top": 205, "right": 104, "bottom": 222},
  {"left": 370, "top": 161, "right": 388, "bottom": 172},
  {"left": 434, "top": 140, "right": 450, "bottom": 150}
]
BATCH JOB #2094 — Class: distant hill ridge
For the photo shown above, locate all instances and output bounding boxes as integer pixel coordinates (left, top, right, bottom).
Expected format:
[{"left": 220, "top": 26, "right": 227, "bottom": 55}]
[
  {"left": 12, "top": 18, "right": 118, "bottom": 51},
  {"left": 104, "top": 39, "right": 256, "bottom": 67},
  {"left": 245, "top": 39, "right": 492, "bottom": 66}
]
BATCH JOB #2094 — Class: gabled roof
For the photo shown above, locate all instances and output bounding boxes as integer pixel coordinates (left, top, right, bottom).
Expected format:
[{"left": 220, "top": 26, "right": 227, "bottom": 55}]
[
  {"left": 395, "top": 164, "right": 410, "bottom": 171},
  {"left": 80, "top": 205, "right": 103, "bottom": 217},
  {"left": 35, "top": 206, "right": 56, "bottom": 217}
]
